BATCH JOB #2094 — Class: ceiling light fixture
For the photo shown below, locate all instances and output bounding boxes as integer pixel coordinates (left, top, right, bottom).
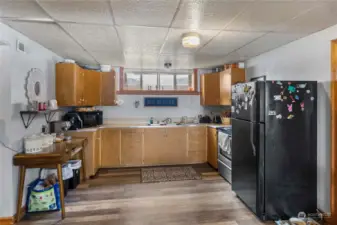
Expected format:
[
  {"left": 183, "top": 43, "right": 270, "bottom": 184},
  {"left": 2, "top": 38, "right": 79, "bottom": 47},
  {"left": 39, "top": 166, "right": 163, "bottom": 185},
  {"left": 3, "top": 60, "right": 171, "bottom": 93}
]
[{"left": 182, "top": 32, "right": 200, "bottom": 48}]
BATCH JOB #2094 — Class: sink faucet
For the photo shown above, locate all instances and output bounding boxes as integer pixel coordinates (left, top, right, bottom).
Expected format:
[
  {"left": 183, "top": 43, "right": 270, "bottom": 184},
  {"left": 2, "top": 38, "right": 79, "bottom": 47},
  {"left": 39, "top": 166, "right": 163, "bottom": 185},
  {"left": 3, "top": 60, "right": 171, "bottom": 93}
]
[{"left": 162, "top": 117, "right": 172, "bottom": 124}]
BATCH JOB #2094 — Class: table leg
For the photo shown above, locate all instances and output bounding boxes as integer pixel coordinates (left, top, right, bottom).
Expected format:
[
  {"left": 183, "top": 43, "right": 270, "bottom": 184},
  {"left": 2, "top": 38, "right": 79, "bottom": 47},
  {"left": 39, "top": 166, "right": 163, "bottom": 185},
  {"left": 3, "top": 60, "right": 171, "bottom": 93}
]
[
  {"left": 16, "top": 166, "right": 26, "bottom": 223},
  {"left": 57, "top": 164, "right": 65, "bottom": 219},
  {"left": 81, "top": 142, "right": 86, "bottom": 181}
]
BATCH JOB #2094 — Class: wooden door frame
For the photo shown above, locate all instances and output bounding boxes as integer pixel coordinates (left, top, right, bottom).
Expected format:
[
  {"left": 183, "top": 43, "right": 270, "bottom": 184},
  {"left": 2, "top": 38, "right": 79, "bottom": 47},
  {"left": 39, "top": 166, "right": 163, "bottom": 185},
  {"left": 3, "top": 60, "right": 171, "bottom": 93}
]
[{"left": 330, "top": 40, "right": 337, "bottom": 224}]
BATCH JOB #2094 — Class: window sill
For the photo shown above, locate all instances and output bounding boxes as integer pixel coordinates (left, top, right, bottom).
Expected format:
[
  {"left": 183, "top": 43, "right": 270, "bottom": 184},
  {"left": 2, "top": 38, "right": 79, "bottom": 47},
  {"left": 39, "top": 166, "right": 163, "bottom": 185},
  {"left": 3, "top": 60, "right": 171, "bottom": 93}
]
[{"left": 117, "top": 90, "right": 200, "bottom": 95}]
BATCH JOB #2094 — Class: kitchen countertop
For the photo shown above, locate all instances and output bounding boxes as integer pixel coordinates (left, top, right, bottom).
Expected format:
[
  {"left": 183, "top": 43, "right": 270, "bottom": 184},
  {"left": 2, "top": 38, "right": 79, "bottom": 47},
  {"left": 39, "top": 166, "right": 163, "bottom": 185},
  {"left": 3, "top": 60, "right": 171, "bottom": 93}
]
[{"left": 66, "top": 123, "right": 231, "bottom": 133}]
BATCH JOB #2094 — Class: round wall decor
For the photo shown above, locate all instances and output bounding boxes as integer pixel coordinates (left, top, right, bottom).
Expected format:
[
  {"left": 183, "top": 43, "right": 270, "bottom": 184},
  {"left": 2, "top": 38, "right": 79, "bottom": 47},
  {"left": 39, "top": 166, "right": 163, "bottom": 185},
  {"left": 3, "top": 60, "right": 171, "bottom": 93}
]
[{"left": 25, "top": 68, "right": 45, "bottom": 103}]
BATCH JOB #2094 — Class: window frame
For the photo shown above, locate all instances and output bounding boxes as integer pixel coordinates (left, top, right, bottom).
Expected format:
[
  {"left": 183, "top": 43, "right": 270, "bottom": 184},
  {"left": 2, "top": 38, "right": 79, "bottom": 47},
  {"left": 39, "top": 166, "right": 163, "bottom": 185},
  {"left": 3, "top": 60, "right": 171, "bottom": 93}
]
[{"left": 118, "top": 68, "right": 199, "bottom": 95}]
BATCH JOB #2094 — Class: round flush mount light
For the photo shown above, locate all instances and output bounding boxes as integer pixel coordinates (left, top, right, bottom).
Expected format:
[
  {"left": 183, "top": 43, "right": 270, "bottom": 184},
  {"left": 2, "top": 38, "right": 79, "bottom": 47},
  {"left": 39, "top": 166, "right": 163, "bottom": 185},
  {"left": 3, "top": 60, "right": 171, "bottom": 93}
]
[{"left": 182, "top": 32, "right": 200, "bottom": 48}]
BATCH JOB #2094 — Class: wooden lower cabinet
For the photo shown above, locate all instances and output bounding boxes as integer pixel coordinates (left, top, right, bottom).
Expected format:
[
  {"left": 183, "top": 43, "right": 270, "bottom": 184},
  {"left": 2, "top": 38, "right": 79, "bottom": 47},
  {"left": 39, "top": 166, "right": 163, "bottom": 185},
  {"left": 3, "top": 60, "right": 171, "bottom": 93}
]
[
  {"left": 187, "top": 127, "right": 207, "bottom": 163},
  {"left": 94, "top": 130, "right": 101, "bottom": 173},
  {"left": 207, "top": 127, "right": 218, "bottom": 169},
  {"left": 121, "top": 128, "right": 143, "bottom": 166},
  {"left": 143, "top": 127, "right": 188, "bottom": 165},
  {"left": 101, "top": 128, "right": 121, "bottom": 168},
  {"left": 143, "top": 128, "right": 166, "bottom": 165},
  {"left": 66, "top": 131, "right": 96, "bottom": 178}
]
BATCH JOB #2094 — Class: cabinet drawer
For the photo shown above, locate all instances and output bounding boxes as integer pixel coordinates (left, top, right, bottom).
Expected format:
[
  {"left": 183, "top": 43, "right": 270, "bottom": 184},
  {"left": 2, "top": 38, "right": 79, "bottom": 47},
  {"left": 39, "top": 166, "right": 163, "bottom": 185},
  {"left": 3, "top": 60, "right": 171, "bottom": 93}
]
[{"left": 121, "top": 128, "right": 144, "bottom": 134}]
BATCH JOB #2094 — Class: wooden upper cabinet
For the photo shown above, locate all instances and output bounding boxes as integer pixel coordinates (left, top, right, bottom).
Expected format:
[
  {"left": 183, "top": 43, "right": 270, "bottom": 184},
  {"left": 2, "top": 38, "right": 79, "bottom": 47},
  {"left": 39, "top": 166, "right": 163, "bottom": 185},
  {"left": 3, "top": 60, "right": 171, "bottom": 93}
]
[
  {"left": 200, "top": 75, "right": 206, "bottom": 105},
  {"left": 200, "top": 68, "right": 245, "bottom": 106},
  {"left": 205, "top": 72, "right": 221, "bottom": 105},
  {"left": 101, "top": 71, "right": 117, "bottom": 106},
  {"left": 83, "top": 70, "right": 101, "bottom": 106},
  {"left": 56, "top": 63, "right": 117, "bottom": 106},
  {"left": 56, "top": 63, "right": 84, "bottom": 106}
]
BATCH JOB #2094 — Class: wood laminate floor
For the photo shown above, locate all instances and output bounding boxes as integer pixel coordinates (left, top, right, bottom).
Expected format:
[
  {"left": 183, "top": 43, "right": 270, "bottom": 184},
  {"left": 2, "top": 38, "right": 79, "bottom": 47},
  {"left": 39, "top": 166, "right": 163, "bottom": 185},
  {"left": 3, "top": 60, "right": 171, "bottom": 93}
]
[{"left": 19, "top": 164, "right": 273, "bottom": 225}]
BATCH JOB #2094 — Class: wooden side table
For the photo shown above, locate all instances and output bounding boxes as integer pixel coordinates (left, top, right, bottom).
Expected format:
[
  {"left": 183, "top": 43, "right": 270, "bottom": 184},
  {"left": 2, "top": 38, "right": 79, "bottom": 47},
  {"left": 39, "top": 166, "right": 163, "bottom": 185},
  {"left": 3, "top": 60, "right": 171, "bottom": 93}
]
[{"left": 13, "top": 137, "right": 87, "bottom": 223}]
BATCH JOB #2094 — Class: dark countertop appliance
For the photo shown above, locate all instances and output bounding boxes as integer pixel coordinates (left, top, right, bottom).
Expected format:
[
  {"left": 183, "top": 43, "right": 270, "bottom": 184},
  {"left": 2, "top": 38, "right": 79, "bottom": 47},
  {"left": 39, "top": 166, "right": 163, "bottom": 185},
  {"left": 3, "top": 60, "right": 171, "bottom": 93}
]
[
  {"left": 231, "top": 81, "right": 317, "bottom": 221},
  {"left": 63, "top": 110, "right": 103, "bottom": 130}
]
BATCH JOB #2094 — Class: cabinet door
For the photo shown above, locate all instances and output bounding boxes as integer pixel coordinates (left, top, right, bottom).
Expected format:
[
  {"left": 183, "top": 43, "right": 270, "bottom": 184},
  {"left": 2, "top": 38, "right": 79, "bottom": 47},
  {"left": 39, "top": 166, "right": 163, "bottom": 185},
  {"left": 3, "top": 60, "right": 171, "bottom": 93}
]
[
  {"left": 66, "top": 131, "right": 95, "bottom": 178},
  {"left": 204, "top": 73, "right": 220, "bottom": 105},
  {"left": 164, "top": 128, "right": 187, "bottom": 164},
  {"left": 143, "top": 128, "right": 166, "bottom": 165},
  {"left": 83, "top": 70, "right": 101, "bottom": 106},
  {"left": 94, "top": 130, "right": 101, "bottom": 173},
  {"left": 56, "top": 63, "right": 83, "bottom": 106},
  {"left": 101, "top": 71, "right": 117, "bottom": 106},
  {"left": 200, "top": 74, "right": 206, "bottom": 105},
  {"left": 101, "top": 128, "right": 121, "bottom": 167},
  {"left": 187, "top": 127, "right": 207, "bottom": 163},
  {"left": 207, "top": 127, "right": 218, "bottom": 169},
  {"left": 121, "top": 129, "right": 143, "bottom": 166},
  {"left": 219, "top": 71, "right": 232, "bottom": 105}
]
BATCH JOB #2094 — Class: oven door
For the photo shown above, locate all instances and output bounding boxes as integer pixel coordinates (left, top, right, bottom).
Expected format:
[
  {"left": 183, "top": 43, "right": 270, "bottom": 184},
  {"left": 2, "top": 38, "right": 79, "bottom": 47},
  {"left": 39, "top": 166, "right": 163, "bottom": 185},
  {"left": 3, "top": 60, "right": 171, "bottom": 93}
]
[{"left": 218, "top": 131, "right": 232, "bottom": 161}]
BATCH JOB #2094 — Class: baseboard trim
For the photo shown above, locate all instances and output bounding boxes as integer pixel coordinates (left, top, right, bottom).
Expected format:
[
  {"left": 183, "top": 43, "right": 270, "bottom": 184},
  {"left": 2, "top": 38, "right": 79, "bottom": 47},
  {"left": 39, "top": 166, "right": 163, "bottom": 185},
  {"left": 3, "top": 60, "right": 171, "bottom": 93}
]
[{"left": 0, "top": 217, "right": 13, "bottom": 225}]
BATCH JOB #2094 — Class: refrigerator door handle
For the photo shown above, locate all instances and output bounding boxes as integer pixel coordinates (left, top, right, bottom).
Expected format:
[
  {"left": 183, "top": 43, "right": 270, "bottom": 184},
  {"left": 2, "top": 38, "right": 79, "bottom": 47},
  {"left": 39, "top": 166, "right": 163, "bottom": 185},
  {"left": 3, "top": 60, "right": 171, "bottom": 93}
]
[{"left": 250, "top": 90, "right": 257, "bottom": 156}]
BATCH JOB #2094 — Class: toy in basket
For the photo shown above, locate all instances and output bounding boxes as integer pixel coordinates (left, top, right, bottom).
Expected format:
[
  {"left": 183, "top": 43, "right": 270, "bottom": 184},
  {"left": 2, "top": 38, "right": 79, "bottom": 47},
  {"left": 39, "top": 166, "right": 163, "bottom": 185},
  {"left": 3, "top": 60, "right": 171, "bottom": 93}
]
[{"left": 26, "top": 175, "right": 61, "bottom": 213}]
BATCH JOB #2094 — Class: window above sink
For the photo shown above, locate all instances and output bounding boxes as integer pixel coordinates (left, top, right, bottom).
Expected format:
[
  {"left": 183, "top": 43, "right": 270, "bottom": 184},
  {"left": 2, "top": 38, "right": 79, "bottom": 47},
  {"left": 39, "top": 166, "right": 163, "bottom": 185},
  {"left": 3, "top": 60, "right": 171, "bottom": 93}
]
[{"left": 118, "top": 69, "right": 199, "bottom": 95}]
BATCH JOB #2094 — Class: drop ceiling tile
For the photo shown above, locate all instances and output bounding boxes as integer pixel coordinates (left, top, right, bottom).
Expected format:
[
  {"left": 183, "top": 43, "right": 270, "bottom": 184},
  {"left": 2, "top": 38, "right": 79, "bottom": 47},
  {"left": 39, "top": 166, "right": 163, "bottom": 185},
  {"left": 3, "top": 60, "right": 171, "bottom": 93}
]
[
  {"left": 4, "top": 20, "right": 96, "bottom": 64},
  {"left": 117, "top": 26, "right": 168, "bottom": 54},
  {"left": 124, "top": 53, "right": 159, "bottom": 69},
  {"left": 172, "top": 0, "right": 250, "bottom": 30},
  {"left": 226, "top": 2, "right": 317, "bottom": 32},
  {"left": 236, "top": 33, "right": 305, "bottom": 58},
  {"left": 194, "top": 53, "right": 225, "bottom": 68},
  {"left": 60, "top": 23, "right": 121, "bottom": 52},
  {"left": 38, "top": 0, "right": 113, "bottom": 25},
  {"left": 161, "top": 28, "right": 219, "bottom": 54},
  {"left": 0, "top": 0, "right": 51, "bottom": 20},
  {"left": 90, "top": 50, "right": 125, "bottom": 66},
  {"left": 199, "top": 31, "right": 265, "bottom": 56},
  {"left": 276, "top": 2, "right": 337, "bottom": 34},
  {"left": 111, "top": 0, "right": 180, "bottom": 27}
]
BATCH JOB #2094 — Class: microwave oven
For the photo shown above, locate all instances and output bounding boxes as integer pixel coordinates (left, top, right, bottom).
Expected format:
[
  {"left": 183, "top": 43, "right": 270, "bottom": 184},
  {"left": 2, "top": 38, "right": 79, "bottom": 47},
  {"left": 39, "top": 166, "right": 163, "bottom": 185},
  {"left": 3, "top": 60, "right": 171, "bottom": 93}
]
[{"left": 64, "top": 110, "right": 103, "bottom": 129}]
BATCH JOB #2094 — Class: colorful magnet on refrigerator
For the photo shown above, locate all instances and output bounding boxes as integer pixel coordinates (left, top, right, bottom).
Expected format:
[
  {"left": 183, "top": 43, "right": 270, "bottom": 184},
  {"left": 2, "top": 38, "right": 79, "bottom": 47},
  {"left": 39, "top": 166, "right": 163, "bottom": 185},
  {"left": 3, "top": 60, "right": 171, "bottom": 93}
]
[
  {"left": 297, "top": 83, "right": 307, "bottom": 89},
  {"left": 290, "top": 95, "right": 295, "bottom": 103},
  {"left": 295, "top": 95, "right": 299, "bottom": 100},
  {"left": 287, "top": 104, "right": 293, "bottom": 112},
  {"left": 288, "top": 85, "right": 296, "bottom": 93},
  {"left": 274, "top": 95, "right": 282, "bottom": 101},
  {"left": 276, "top": 81, "right": 282, "bottom": 85},
  {"left": 306, "top": 90, "right": 311, "bottom": 94},
  {"left": 288, "top": 82, "right": 291, "bottom": 85},
  {"left": 311, "top": 97, "right": 315, "bottom": 101},
  {"left": 268, "top": 111, "right": 276, "bottom": 116},
  {"left": 283, "top": 96, "right": 287, "bottom": 100},
  {"left": 287, "top": 114, "right": 295, "bottom": 119},
  {"left": 276, "top": 114, "right": 282, "bottom": 119},
  {"left": 297, "top": 90, "right": 299, "bottom": 93},
  {"left": 280, "top": 86, "right": 283, "bottom": 89}
]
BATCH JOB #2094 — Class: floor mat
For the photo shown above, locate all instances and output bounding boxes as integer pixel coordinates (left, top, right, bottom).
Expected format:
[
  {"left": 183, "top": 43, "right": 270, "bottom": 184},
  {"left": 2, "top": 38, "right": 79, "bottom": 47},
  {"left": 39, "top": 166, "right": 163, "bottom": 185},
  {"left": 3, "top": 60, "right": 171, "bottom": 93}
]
[{"left": 141, "top": 166, "right": 201, "bottom": 183}]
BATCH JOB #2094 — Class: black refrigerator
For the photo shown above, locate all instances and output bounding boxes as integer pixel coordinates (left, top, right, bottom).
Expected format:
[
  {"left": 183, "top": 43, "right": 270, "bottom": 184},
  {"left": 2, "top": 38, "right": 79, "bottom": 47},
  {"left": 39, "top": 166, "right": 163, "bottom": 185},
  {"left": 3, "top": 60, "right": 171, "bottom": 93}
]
[{"left": 231, "top": 80, "right": 317, "bottom": 221}]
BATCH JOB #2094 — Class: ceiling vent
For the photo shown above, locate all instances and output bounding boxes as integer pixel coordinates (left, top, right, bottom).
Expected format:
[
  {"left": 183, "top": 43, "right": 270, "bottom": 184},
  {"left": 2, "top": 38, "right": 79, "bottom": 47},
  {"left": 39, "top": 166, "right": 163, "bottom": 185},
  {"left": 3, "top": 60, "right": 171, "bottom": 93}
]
[{"left": 16, "top": 40, "right": 26, "bottom": 53}]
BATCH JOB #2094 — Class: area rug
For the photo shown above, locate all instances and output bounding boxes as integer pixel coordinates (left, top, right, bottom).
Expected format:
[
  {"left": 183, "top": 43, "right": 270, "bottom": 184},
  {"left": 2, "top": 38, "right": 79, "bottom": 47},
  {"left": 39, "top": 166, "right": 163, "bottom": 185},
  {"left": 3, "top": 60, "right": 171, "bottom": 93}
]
[{"left": 141, "top": 166, "right": 201, "bottom": 183}]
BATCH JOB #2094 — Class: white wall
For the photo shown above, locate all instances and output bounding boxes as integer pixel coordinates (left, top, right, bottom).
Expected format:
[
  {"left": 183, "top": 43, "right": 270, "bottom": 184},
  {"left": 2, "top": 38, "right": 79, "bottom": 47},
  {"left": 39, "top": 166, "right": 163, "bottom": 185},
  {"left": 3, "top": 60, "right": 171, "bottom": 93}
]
[
  {"left": 246, "top": 24, "right": 337, "bottom": 213},
  {"left": 0, "top": 22, "right": 62, "bottom": 217}
]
